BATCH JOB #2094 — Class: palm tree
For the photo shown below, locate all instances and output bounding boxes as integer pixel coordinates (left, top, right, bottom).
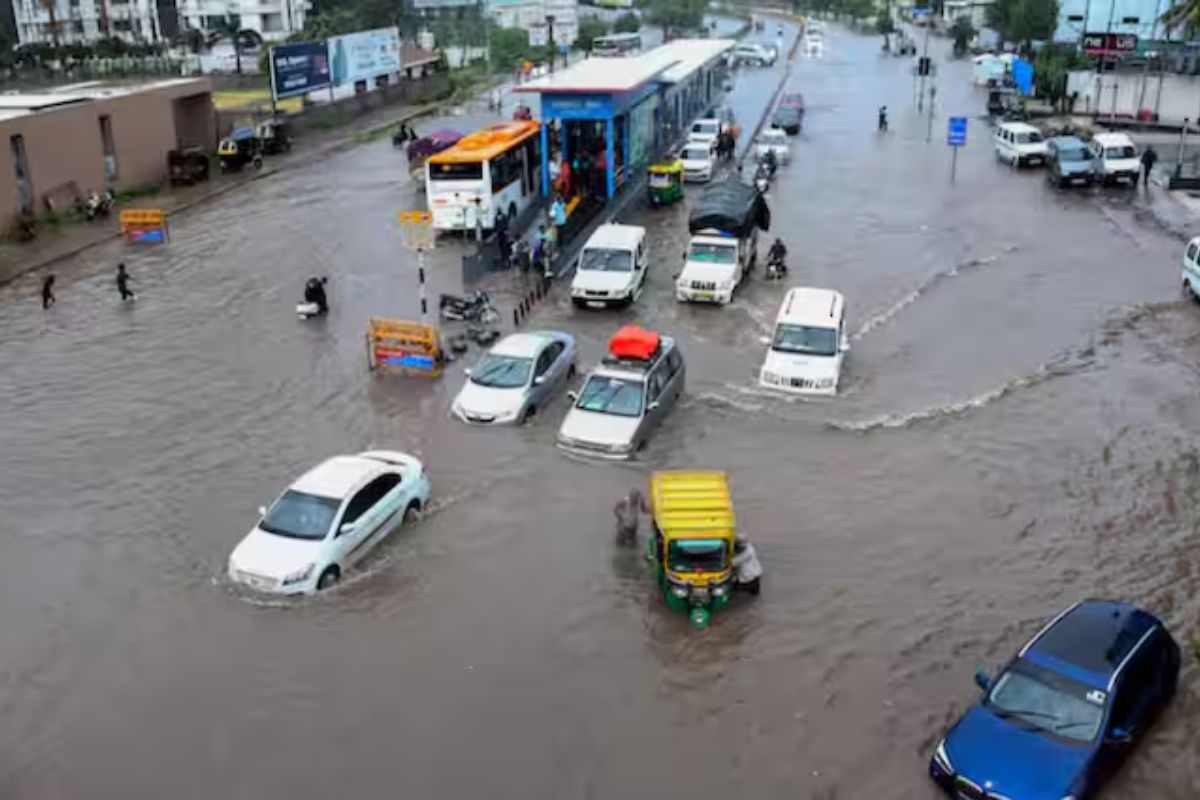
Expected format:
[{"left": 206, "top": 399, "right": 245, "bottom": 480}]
[
  {"left": 207, "top": 14, "right": 262, "bottom": 75},
  {"left": 1161, "top": 0, "right": 1200, "bottom": 37}
]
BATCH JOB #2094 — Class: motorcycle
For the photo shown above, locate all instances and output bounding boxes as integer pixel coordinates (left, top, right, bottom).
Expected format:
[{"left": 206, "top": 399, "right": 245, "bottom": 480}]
[
  {"left": 81, "top": 189, "right": 115, "bottom": 221},
  {"left": 440, "top": 290, "right": 499, "bottom": 324},
  {"left": 753, "top": 165, "right": 771, "bottom": 195},
  {"left": 297, "top": 277, "right": 329, "bottom": 318},
  {"left": 765, "top": 253, "right": 788, "bottom": 281}
]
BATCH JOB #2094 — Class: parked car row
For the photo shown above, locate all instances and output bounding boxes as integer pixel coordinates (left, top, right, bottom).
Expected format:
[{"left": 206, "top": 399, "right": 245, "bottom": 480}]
[{"left": 994, "top": 122, "right": 1144, "bottom": 188}]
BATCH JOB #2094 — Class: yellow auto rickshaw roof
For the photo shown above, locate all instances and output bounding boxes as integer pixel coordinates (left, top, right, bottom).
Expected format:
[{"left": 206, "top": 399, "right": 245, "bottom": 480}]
[
  {"left": 650, "top": 470, "right": 735, "bottom": 540},
  {"left": 648, "top": 160, "right": 684, "bottom": 174}
]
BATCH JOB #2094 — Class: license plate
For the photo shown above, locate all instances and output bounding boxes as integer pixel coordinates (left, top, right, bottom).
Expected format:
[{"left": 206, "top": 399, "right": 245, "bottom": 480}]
[
  {"left": 694, "top": 291, "right": 713, "bottom": 300},
  {"left": 1071, "top": 177, "right": 1085, "bottom": 185},
  {"left": 586, "top": 300, "right": 606, "bottom": 308}
]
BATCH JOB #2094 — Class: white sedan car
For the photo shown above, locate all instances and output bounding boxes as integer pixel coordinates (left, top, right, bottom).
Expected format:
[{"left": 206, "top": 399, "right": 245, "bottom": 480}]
[
  {"left": 755, "top": 127, "right": 791, "bottom": 165},
  {"left": 228, "top": 451, "right": 431, "bottom": 594},
  {"left": 451, "top": 330, "right": 577, "bottom": 425}
]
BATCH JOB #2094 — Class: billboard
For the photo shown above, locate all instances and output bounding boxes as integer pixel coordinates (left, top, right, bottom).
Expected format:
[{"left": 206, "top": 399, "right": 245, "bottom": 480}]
[
  {"left": 270, "top": 41, "right": 331, "bottom": 100},
  {"left": 328, "top": 27, "right": 402, "bottom": 87},
  {"left": 1082, "top": 32, "right": 1137, "bottom": 57}
]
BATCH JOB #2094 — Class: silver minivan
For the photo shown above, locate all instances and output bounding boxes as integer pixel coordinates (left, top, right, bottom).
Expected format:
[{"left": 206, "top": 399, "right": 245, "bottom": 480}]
[{"left": 556, "top": 337, "right": 686, "bottom": 459}]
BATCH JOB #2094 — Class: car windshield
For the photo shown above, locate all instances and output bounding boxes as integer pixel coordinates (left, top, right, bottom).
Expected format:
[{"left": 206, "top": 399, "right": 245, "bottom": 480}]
[
  {"left": 1059, "top": 147, "right": 1088, "bottom": 162},
  {"left": 260, "top": 490, "right": 339, "bottom": 540},
  {"left": 762, "top": 133, "right": 786, "bottom": 146},
  {"left": 692, "top": 122, "right": 718, "bottom": 135},
  {"left": 688, "top": 243, "right": 737, "bottom": 264},
  {"left": 471, "top": 354, "right": 532, "bottom": 388},
  {"left": 772, "top": 323, "right": 839, "bottom": 356},
  {"left": 668, "top": 539, "right": 729, "bottom": 573},
  {"left": 1016, "top": 131, "right": 1043, "bottom": 144},
  {"left": 1105, "top": 145, "right": 1136, "bottom": 158},
  {"left": 581, "top": 247, "right": 633, "bottom": 272},
  {"left": 576, "top": 375, "right": 644, "bottom": 417},
  {"left": 683, "top": 146, "right": 710, "bottom": 161},
  {"left": 986, "top": 662, "right": 1105, "bottom": 744},
  {"left": 775, "top": 107, "right": 800, "bottom": 120}
]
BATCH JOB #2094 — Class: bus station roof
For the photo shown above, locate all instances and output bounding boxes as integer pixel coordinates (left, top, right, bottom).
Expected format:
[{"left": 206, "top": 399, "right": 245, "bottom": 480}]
[{"left": 515, "top": 38, "right": 735, "bottom": 95}]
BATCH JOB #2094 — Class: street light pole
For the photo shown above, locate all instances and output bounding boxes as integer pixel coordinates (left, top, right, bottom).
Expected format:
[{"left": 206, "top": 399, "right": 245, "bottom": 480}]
[
  {"left": 917, "top": 19, "right": 930, "bottom": 112},
  {"left": 546, "top": 14, "right": 556, "bottom": 73}
]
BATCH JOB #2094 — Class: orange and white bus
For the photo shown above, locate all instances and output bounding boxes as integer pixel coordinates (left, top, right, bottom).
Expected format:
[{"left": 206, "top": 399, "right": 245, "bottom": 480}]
[{"left": 425, "top": 120, "right": 542, "bottom": 232}]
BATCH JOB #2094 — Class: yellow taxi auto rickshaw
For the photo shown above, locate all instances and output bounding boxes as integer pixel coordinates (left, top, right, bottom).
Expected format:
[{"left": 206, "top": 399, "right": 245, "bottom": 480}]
[
  {"left": 648, "top": 470, "right": 736, "bottom": 628},
  {"left": 218, "top": 127, "right": 263, "bottom": 172},
  {"left": 647, "top": 160, "right": 684, "bottom": 207}
]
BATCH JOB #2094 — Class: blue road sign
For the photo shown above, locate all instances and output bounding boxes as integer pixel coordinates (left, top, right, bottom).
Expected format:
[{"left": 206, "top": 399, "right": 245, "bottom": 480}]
[{"left": 947, "top": 116, "right": 968, "bottom": 147}]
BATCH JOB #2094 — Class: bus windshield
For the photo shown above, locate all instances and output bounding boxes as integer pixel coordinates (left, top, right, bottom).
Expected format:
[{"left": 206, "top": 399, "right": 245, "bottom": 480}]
[
  {"left": 593, "top": 33, "right": 641, "bottom": 57},
  {"left": 429, "top": 161, "right": 483, "bottom": 181}
]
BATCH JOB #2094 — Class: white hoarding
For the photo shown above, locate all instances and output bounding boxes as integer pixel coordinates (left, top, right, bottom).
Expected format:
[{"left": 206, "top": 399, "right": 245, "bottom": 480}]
[{"left": 328, "top": 27, "right": 402, "bottom": 87}]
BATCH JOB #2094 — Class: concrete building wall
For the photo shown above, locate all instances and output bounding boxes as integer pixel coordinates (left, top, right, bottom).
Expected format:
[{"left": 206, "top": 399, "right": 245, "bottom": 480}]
[
  {"left": 1067, "top": 68, "right": 1200, "bottom": 122},
  {"left": 0, "top": 80, "right": 214, "bottom": 226},
  {"left": 1054, "top": 0, "right": 1167, "bottom": 45}
]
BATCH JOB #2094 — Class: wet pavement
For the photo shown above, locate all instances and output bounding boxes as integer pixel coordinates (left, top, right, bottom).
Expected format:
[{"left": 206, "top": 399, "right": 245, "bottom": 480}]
[{"left": 1, "top": 22, "right": 1198, "bottom": 800}]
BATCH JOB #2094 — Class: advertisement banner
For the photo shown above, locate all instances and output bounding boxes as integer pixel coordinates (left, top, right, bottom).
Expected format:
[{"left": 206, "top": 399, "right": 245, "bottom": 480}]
[
  {"left": 270, "top": 41, "right": 331, "bottom": 100},
  {"left": 1082, "top": 32, "right": 1137, "bottom": 57},
  {"left": 328, "top": 27, "right": 402, "bottom": 87}
]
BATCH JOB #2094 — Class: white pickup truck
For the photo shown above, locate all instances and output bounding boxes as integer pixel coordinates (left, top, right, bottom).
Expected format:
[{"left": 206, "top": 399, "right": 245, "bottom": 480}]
[{"left": 676, "top": 229, "right": 758, "bottom": 305}]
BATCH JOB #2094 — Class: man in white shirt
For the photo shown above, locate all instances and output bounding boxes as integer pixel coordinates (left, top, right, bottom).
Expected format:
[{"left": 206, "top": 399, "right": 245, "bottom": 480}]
[{"left": 732, "top": 535, "right": 762, "bottom": 595}]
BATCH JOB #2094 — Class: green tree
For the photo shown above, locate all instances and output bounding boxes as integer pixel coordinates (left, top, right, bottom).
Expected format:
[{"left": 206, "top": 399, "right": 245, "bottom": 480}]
[
  {"left": 842, "top": 0, "right": 877, "bottom": 23},
  {"left": 577, "top": 17, "right": 610, "bottom": 51},
  {"left": 1034, "top": 45, "right": 1068, "bottom": 107},
  {"left": 613, "top": 11, "right": 642, "bottom": 33},
  {"left": 987, "top": 0, "right": 1058, "bottom": 52},
  {"left": 949, "top": 15, "right": 975, "bottom": 56},
  {"left": 877, "top": 15, "right": 896, "bottom": 34},
  {"left": 490, "top": 26, "right": 531, "bottom": 70},
  {"left": 643, "top": 0, "right": 705, "bottom": 31}
]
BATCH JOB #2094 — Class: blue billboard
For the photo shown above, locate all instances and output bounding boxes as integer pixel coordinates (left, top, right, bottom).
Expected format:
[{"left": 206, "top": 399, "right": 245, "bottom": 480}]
[{"left": 270, "top": 41, "right": 331, "bottom": 100}]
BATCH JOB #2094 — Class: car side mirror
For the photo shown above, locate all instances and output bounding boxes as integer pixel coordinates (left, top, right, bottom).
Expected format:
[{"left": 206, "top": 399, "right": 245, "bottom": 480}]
[
  {"left": 1107, "top": 727, "right": 1133, "bottom": 744},
  {"left": 463, "top": 367, "right": 473, "bottom": 377},
  {"left": 258, "top": 505, "right": 267, "bottom": 517},
  {"left": 338, "top": 521, "right": 357, "bottom": 536},
  {"left": 973, "top": 668, "right": 991, "bottom": 692},
  {"left": 759, "top": 335, "right": 771, "bottom": 346},
  {"left": 567, "top": 390, "right": 578, "bottom": 401},
  {"left": 534, "top": 375, "right": 546, "bottom": 386},
  {"left": 648, "top": 401, "right": 661, "bottom": 411},
  {"left": 840, "top": 342, "right": 851, "bottom": 353}
]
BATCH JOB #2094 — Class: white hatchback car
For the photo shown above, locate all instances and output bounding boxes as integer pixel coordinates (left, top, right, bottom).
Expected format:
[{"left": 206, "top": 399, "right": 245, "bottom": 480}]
[
  {"left": 681, "top": 139, "right": 717, "bottom": 183},
  {"left": 755, "top": 127, "right": 791, "bottom": 165},
  {"left": 228, "top": 451, "right": 431, "bottom": 594}
]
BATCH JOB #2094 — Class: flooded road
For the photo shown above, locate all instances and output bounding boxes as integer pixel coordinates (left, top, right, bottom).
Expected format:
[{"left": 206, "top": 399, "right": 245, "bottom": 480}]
[{"left": 1, "top": 23, "right": 1198, "bottom": 800}]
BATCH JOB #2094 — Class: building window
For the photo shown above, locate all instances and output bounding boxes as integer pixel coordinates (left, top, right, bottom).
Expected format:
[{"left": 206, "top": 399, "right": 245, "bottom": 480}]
[
  {"left": 99, "top": 115, "right": 118, "bottom": 186},
  {"left": 262, "top": 12, "right": 283, "bottom": 32},
  {"left": 113, "top": 19, "right": 131, "bottom": 31},
  {"left": 10, "top": 135, "right": 33, "bottom": 215},
  {"left": 1067, "top": 14, "right": 1083, "bottom": 21},
  {"left": 1122, "top": 16, "right": 1139, "bottom": 23}
]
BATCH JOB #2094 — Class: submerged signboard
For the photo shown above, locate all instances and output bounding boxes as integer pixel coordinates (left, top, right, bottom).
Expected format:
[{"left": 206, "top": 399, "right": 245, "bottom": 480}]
[{"left": 270, "top": 41, "right": 331, "bottom": 100}]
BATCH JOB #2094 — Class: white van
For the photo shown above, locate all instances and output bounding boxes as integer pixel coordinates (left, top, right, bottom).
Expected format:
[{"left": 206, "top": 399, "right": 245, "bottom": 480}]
[
  {"left": 570, "top": 223, "right": 648, "bottom": 308},
  {"left": 1089, "top": 132, "right": 1140, "bottom": 184},
  {"left": 1182, "top": 236, "right": 1200, "bottom": 299},
  {"left": 758, "top": 287, "right": 848, "bottom": 396},
  {"left": 994, "top": 122, "right": 1049, "bottom": 168}
]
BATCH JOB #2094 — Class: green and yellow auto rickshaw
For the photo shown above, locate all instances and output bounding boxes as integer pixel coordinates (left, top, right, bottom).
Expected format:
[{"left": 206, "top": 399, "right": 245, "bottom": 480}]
[
  {"left": 647, "top": 160, "right": 684, "bottom": 207},
  {"left": 648, "top": 470, "right": 736, "bottom": 629}
]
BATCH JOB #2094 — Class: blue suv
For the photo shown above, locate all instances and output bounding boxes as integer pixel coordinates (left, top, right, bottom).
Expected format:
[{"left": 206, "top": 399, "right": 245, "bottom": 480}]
[{"left": 929, "top": 600, "right": 1179, "bottom": 800}]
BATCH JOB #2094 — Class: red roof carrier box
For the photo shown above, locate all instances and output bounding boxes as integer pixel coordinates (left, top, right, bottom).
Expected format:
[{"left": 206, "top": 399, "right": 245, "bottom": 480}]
[{"left": 609, "top": 325, "right": 660, "bottom": 360}]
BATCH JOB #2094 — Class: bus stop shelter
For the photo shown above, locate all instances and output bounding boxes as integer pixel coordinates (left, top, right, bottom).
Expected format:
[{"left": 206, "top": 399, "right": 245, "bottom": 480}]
[
  {"left": 514, "top": 39, "right": 734, "bottom": 203},
  {"left": 515, "top": 57, "right": 667, "bottom": 202}
]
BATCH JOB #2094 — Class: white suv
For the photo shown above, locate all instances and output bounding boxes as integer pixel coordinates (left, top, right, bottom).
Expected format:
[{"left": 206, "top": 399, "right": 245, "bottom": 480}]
[
  {"left": 758, "top": 287, "right": 848, "bottom": 396},
  {"left": 1089, "top": 132, "right": 1140, "bottom": 185}
]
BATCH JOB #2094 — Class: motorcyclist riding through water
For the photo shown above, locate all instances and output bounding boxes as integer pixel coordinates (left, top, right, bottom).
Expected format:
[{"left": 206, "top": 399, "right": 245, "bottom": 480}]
[
  {"left": 767, "top": 238, "right": 788, "bottom": 278},
  {"left": 304, "top": 277, "right": 329, "bottom": 315},
  {"left": 762, "top": 148, "right": 778, "bottom": 177}
]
